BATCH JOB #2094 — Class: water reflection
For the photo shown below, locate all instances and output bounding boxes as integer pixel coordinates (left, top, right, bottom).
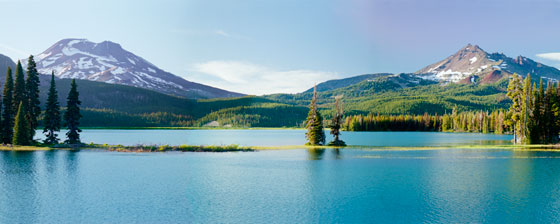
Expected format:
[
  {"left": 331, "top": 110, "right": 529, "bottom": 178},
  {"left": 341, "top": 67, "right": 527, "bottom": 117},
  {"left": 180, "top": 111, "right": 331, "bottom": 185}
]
[
  {"left": 0, "top": 150, "right": 83, "bottom": 223},
  {"left": 307, "top": 148, "right": 325, "bottom": 160},
  {"left": 332, "top": 148, "right": 342, "bottom": 160},
  {"left": 0, "top": 152, "right": 38, "bottom": 224},
  {"left": 2, "top": 146, "right": 560, "bottom": 223},
  {"left": 64, "top": 150, "right": 79, "bottom": 175},
  {"left": 306, "top": 148, "right": 345, "bottom": 160}
]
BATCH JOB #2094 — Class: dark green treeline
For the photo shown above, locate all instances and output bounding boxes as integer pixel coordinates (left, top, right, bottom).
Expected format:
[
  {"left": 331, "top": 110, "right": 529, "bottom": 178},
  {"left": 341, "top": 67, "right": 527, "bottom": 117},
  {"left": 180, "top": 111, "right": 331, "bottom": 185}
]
[
  {"left": 506, "top": 73, "right": 560, "bottom": 144},
  {"left": 0, "top": 56, "right": 81, "bottom": 146},
  {"left": 343, "top": 110, "right": 511, "bottom": 134}
]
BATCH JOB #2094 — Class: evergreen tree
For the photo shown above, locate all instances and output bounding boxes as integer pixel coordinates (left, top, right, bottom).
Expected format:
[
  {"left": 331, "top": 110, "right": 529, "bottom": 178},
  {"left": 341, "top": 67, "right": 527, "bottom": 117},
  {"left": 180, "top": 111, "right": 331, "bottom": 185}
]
[
  {"left": 328, "top": 95, "right": 345, "bottom": 146},
  {"left": 506, "top": 73, "right": 523, "bottom": 143},
  {"left": 12, "top": 102, "right": 29, "bottom": 146},
  {"left": 543, "top": 81, "right": 560, "bottom": 143},
  {"left": 1, "top": 68, "right": 14, "bottom": 144},
  {"left": 64, "top": 79, "right": 82, "bottom": 144},
  {"left": 520, "top": 74, "right": 534, "bottom": 143},
  {"left": 496, "top": 110, "right": 505, "bottom": 134},
  {"left": 25, "top": 55, "right": 41, "bottom": 143},
  {"left": 43, "top": 72, "right": 61, "bottom": 144},
  {"left": 535, "top": 79, "right": 545, "bottom": 143},
  {"left": 13, "top": 61, "right": 26, "bottom": 112},
  {"left": 305, "top": 85, "right": 325, "bottom": 145}
]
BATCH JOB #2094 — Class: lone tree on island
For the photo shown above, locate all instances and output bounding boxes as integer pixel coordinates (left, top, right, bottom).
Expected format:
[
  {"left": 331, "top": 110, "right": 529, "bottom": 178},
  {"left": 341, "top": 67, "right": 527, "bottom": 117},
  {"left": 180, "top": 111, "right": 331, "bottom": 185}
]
[
  {"left": 328, "top": 95, "right": 346, "bottom": 146},
  {"left": 305, "top": 85, "right": 325, "bottom": 145},
  {"left": 43, "top": 72, "right": 61, "bottom": 144},
  {"left": 64, "top": 79, "right": 82, "bottom": 144}
]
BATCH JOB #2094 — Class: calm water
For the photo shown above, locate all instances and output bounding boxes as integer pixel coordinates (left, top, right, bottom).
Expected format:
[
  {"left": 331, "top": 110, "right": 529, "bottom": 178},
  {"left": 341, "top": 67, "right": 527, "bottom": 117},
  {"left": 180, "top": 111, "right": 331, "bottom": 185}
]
[
  {"left": 2, "top": 130, "right": 560, "bottom": 223},
  {"left": 35, "top": 129, "right": 512, "bottom": 146}
]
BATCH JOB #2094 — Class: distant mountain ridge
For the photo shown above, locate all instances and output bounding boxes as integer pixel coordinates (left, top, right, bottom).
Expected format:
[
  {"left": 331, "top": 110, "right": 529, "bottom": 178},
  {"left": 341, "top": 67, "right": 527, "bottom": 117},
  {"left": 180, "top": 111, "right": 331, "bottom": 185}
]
[
  {"left": 305, "top": 73, "right": 392, "bottom": 92},
  {"left": 0, "top": 53, "right": 16, "bottom": 82},
  {"left": 26, "top": 38, "right": 243, "bottom": 99},
  {"left": 309, "top": 44, "right": 560, "bottom": 94}
]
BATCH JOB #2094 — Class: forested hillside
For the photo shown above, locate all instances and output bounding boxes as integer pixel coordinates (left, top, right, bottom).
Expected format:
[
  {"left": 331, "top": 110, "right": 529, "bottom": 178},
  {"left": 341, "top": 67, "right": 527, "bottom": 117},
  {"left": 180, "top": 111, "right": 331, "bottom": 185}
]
[
  {"left": 37, "top": 79, "right": 304, "bottom": 127},
  {"left": 268, "top": 77, "right": 511, "bottom": 117}
]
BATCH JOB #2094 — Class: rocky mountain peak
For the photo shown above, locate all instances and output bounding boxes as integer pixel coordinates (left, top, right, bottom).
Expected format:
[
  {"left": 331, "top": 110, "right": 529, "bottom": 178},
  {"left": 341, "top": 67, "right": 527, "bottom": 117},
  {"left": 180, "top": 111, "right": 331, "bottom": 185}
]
[
  {"left": 25, "top": 38, "right": 243, "bottom": 99},
  {"left": 415, "top": 44, "right": 493, "bottom": 83},
  {"left": 415, "top": 44, "right": 560, "bottom": 84}
]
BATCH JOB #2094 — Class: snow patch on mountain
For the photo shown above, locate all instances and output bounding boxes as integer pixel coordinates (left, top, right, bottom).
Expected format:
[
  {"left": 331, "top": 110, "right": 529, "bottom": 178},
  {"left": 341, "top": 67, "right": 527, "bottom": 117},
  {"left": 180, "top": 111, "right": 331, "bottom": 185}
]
[{"left": 24, "top": 38, "right": 243, "bottom": 99}]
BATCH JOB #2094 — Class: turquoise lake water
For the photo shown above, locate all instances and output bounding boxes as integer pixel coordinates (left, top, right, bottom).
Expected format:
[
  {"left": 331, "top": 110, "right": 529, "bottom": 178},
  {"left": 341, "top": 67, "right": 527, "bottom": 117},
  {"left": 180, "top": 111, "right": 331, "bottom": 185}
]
[
  {"left": 35, "top": 129, "right": 512, "bottom": 146},
  {"left": 2, "top": 130, "right": 560, "bottom": 223}
]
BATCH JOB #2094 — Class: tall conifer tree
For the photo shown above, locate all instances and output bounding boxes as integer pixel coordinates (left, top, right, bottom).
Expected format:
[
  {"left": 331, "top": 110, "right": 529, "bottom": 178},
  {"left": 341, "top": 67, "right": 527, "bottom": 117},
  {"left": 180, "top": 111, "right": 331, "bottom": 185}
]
[
  {"left": 328, "top": 95, "right": 345, "bottom": 146},
  {"left": 521, "top": 74, "right": 533, "bottom": 143},
  {"left": 25, "top": 55, "right": 41, "bottom": 142},
  {"left": 1, "top": 68, "right": 14, "bottom": 144},
  {"left": 305, "top": 85, "right": 325, "bottom": 145},
  {"left": 43, "top": 72, "right": 61, "bottom": 144},
  {"left": 64, "top": 79, "right": 82, "bottom": 144},
  {"left": 13, "top": 61, "right": 26, "bottom": 112},
  {"left": 506, "top": 73, "right": 523, "bottom": 143}
]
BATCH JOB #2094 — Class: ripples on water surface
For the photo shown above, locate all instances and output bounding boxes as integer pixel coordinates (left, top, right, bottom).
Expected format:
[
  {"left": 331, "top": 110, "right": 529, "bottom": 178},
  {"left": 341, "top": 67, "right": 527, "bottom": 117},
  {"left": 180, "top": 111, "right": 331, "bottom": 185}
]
[{"left": 1, "top": 130, "right": 560, "bottom": 223}]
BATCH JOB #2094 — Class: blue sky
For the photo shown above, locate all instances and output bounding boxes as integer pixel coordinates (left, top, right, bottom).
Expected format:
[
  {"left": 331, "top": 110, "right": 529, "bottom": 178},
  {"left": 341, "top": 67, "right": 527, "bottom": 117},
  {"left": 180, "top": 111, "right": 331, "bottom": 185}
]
[{"left": 0, "top": 0, "right": 559, "bottom": 94}]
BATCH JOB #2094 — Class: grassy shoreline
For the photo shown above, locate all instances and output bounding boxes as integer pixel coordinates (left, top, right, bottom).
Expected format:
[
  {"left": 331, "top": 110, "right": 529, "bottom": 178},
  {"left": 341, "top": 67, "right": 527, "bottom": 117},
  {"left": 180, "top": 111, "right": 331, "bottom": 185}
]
[{"left": 4, "top": 143, "right": 560, "bottom": 152}]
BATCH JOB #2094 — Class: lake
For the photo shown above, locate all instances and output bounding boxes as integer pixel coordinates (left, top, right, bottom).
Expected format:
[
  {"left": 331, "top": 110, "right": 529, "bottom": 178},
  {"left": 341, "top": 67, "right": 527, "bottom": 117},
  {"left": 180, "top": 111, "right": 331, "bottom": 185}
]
[
  {"left": 2, "top": 130, "right": 560, "bottom": 223},
  {"left": 35, "top": 129, "right": 513, "bottom": 147}
]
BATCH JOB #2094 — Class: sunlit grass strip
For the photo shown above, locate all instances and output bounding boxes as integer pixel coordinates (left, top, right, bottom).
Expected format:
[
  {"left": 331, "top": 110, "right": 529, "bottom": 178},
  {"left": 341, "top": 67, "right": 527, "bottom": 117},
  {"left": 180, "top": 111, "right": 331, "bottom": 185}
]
[
  {"left": 252, "top": 144, "right": 560, "bottom": 151},
  {"left": 252, "top": 145, "right": 347, "bottom": 150},
  {"left": 4, "top": 143, "right": 560, "bottom": 152},
  {"left": 0, "top": 145, "right": 52, "bottom": 151},
  {"left": 99, "top": 144, "right": 254, "bottom": 152}
]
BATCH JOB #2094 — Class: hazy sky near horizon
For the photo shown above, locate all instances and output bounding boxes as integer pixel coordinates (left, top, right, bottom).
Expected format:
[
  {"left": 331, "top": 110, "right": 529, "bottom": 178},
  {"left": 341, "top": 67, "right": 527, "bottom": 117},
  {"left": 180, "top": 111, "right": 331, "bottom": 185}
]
[{"left": 1, "top": 0, "right": 560, "bottom": 94}]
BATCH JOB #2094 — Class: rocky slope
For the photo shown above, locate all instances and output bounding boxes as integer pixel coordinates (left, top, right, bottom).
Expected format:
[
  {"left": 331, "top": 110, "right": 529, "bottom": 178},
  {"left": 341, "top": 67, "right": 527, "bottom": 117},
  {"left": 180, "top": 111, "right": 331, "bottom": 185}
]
[{"left": 415, "top": 44, "right": 560, "bottom": 84}]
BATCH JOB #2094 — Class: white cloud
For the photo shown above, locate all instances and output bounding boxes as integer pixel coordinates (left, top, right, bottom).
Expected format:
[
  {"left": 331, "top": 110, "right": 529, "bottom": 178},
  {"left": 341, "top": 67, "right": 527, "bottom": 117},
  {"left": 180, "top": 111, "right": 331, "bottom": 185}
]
[
  {"left": 213, "top": 30, "right": 250, "bottom": 40},
  {"left": 214, "top": 30, "right": 232, "bottom": 37},
  {"left": 187, "top": 61, "right": 339, "bottom": 95},
  {"left": 536, "top": 52, "right": 560, "bottom": 61}
]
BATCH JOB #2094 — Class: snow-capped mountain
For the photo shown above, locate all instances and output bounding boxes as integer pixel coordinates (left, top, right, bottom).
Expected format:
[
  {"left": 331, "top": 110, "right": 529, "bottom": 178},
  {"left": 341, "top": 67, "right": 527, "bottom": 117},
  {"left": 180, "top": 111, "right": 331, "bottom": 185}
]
[
  {"left": 415, "top": 44, "right": 560, "bottom": 84},
  {"left": 27, "top": 38, "right": 243, "bottom": 99}
]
